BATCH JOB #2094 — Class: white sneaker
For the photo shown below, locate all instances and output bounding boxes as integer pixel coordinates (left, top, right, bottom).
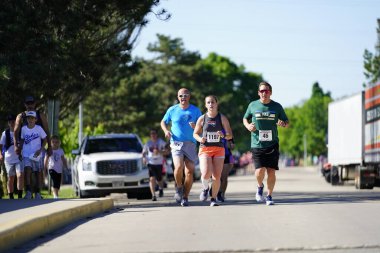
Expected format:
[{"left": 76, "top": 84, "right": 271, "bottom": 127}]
[
  {"left": 174, "top": 187, "right": 183, "bottom": 203},
  {"left": 255, "top": 184, "right": 265, "bottom": 202},
  {"left": 35, "top": 193, "right": 42, "bottom": 200},
  {"left": 24, "top": 191, "right": 32, "bottom": 199},
  {"left": 265, "top": 195, "right": 274, "bottom": 206},
  {"left": 199, "top": 188, "right": 209, "bottom": 201}
]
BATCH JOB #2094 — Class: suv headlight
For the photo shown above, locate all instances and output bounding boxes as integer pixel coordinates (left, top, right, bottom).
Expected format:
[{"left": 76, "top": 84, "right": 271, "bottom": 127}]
[{"left": 82, "top": 160, "right": 92, "bottom": 171}]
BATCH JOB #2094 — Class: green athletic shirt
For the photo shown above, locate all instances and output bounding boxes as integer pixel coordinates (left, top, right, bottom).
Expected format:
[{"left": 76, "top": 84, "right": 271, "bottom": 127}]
[{"left": 243, "top": 99, "right": 288, "bottom": 148}]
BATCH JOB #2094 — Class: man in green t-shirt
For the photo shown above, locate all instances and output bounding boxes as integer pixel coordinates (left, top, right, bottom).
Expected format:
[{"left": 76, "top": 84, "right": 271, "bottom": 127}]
[{"left": 243, "top": 81, "right": 289, "bottom": 205}]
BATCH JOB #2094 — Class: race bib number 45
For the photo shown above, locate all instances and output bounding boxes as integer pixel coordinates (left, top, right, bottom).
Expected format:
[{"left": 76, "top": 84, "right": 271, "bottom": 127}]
[
  {"left": 259, "top": 130, "right": 272, "bottom": 141},
  {"left": 206, "top": 132, "right": 220, "bottom": 143}
]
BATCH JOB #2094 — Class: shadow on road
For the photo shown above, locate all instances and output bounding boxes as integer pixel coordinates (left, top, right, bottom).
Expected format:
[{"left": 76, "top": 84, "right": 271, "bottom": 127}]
[{"left": 115, "top": 190, "right": 380, "bottom": 209}]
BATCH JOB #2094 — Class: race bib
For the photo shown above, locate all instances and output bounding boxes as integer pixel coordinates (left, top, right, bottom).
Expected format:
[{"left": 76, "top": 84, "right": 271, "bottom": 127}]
[
  {"left": 170, "top": 141, "right": 183, "bottom": 151},
  {"left": 206, "top": 132, "right": 220, "bottom": 143},
  {"left": 259, "top": 130, "right": 272, "bottom": 141}
]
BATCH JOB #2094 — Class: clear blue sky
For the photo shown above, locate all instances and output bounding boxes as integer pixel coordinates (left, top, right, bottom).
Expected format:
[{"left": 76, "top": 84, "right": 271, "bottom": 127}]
[{"left": 132, "top": 0, "right": 380, "bottom": 108}]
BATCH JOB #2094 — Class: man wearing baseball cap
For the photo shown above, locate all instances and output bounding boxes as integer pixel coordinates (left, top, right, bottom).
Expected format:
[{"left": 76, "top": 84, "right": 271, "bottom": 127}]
[{"left": 14, "top": 96, "right": 52, "bottom": 156}]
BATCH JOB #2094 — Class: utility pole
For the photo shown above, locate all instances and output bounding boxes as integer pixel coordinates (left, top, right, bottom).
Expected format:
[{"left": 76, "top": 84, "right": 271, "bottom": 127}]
[
  {"left": 78, "top": 103, "right": 83, "bottom": 146},
  {"left": 303, "top": 133, "right": 307, "bottom": 166}
]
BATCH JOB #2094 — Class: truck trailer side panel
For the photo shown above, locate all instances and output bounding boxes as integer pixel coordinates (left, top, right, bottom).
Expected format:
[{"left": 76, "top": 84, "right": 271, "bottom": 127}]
[
  {"left": 364, "top": 82, "right": 380, "bottom": 163},
  {"left": 328, "top": 92, "right": 364, "bottom": 166}
]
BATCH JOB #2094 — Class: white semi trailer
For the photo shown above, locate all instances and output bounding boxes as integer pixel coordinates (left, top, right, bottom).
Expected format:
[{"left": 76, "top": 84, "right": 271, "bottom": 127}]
[{"left": 327, "top": 82, "right": 380, "bottom": 189}]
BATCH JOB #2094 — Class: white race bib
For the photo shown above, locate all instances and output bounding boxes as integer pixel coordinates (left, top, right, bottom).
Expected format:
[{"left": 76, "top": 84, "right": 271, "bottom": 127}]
[
  {"left": 170, "top": 141, "right": 183, "bottom": 151},
  {"left": 206, "top": 132, "right": 220, "bottom": 143},
  {"left": 259, "top": 130, "right": 272, "bottom": 141}
]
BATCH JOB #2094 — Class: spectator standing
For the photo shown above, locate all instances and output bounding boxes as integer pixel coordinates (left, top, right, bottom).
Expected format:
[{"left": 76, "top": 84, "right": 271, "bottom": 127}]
[
  {"left": 20, "top": 111, "right": 47, "bottom": 199},
  {"left": 243, "top": 81, "right": 289, "bottom": 205},
  {"left": 14, "top": 96, "right": 52, "bottom": 195},
  {"left": 161, "top": 88, "right": 202, "bottom": 207},
  {"left": 0, "top": 114, "right": 23, "bottom": 199},
  {"left": 44, "top": 135, "right": 68, "bottom": 199},
  {"left": 142, "top": 129, "right": 167, "bottom": 201}
]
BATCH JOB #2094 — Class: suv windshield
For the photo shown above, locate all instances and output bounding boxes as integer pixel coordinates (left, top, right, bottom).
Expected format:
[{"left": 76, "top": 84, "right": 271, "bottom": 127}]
[{"left": 84, "top": 137, "right": 142, "bottom": 154}]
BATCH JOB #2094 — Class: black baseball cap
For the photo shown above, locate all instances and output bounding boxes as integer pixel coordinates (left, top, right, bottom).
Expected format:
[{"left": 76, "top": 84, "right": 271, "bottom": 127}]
[
  {"left": 7, "top": 114, "right": 16, "bottom": 121},
  {"left": 25, "top": 96, "right": 35, "bottom": 103}
]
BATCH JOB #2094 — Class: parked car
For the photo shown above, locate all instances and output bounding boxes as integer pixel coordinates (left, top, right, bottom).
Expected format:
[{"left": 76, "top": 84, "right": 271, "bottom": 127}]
[
  {"left": 164, "top": 156, "right": 201, "bottom": 181},
  {"left": 71, "top": 133, "right": 151, "bottom": 199}
]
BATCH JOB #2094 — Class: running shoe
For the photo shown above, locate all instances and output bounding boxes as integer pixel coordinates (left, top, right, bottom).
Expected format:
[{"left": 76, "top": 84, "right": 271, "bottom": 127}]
[
  {"left": 199, "top": 187, "right": 209, "bottom": 201},
  {"left": 265, "top": 195, "right": 274, "bottom": 205},
  {"left": 159, "top": 189, "right": 164, "bottom": 197},
  {"left": 181, "top": 198, "right": 189, "bottom": 207},
  {"left": 210, "top": 198, "right": 219, "bottom": 206},
  {"left": 152, "top": 196, "right": 157, "bottom": 201},
  {"left": 217, "top": 192, "right": 225, "bottom": 202},
  {"left": 35, "top": 193, "right": 42, "bottom": 200},
  {"left": 174, "top": 187, "right": 183, "bottom": 203},
  {"left": 255, "top": 184, "right": 265, "bottom": 202},
  {"left": 24, "top": 191, "right": 32, "bottom": 199}
]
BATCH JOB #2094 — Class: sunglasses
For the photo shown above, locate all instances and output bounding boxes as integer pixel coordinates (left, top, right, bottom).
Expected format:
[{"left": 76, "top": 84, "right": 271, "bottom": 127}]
[
  {"left": 178, "top": 94, "right": 189, "bottom": 98},
  {"left": 259, "top": 90, "right": 270, "bottom": 94}
]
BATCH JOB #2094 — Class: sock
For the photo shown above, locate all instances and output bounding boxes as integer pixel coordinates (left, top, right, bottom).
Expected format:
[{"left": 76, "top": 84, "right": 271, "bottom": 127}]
[
  {"left": 18, "top": 190, "right": 23, "bottom": 198},
  {"left": 201, "top": 178, "right": 209, "bottom": 190},
  {"left": 9, "top": 193, "right": 14, "bottom": 199}
]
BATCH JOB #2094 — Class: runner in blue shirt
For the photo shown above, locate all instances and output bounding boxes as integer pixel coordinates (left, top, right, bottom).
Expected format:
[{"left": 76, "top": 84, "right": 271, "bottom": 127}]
[{"left": 161, "top": 88, "right": 202, "bottom": 206}]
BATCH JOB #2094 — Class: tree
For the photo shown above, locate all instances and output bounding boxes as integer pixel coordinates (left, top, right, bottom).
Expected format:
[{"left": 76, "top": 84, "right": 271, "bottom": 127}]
[
  {"left": 279, "top": 82, "right": 332, "bottom": 162},
  {"left": 0, "top": 0, "right": 166, "bottom": 120},
  {"left": 78, "top": 35, "right": 263, "bottom": 152},
  {"left": 363, "top": 19, "right": 380, "bottom": 86}
]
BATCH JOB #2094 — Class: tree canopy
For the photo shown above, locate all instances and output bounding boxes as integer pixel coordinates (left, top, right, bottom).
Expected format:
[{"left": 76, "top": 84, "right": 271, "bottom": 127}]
[
  {"left": 0, "top": 0, "right": 166, "bottom": 119},
  {"left": 78, "top": 35, "right": 262, "bottom": 151},
  {"left": 278, "top": 82, "right": 332, "bottom": 162}
]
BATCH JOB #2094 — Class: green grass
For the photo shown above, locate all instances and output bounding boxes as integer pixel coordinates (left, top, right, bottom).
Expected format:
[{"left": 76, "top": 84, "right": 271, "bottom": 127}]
[
  {"left": 1, "top": 185, "right": 77, "bottom": 199},
  {"left": 41, "top": 186, "right": 77, "bottom": 199}
]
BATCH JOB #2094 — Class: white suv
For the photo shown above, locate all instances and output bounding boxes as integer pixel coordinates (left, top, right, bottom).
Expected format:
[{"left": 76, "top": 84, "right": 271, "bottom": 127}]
[{"left": 71, "top": 133, "right": 151, "bottom": 199}]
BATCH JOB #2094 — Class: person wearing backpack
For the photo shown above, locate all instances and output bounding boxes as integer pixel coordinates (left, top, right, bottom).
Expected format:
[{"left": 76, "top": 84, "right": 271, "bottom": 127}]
[{"left": 0, "top": 114, "right": 23, "bottom": 199}]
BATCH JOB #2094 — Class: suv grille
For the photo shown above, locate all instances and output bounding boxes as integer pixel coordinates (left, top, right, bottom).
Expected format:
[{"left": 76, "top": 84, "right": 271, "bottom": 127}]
[{"left": 97, "top": 160, "right": 139, "bottom": 175}]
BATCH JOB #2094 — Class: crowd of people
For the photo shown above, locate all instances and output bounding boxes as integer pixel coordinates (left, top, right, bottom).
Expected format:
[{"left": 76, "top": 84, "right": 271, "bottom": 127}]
[
  {"left": 0, "top": 96, "right": 68, "bottom": 199},
  {"left": 1, "top": 82, "right": 289, "bottom": 206}
]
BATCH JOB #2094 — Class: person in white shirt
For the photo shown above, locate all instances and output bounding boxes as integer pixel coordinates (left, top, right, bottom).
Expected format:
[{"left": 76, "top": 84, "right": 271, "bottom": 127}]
[
  {"left": 44, "top": 135, "right": 68, "bottom": 199},
  {"left": 0, "top": 114, "right": 23, "bottom": 199},
  {"left": 20, "top": 111, "right": 47, "bottom": 199},
  {"left": 142, "top": 129, "right": 167, "bottom": 201}
]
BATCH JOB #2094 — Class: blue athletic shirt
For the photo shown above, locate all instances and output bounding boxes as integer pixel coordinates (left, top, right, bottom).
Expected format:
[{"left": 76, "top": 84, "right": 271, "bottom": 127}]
[{"left": 162, "top": 104, "right": 202, "bottom": 143}]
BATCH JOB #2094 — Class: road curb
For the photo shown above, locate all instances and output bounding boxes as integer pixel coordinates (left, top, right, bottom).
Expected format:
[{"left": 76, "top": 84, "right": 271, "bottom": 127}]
[{"left": 0, "top": 198, "right": 114, "bottom": 252}]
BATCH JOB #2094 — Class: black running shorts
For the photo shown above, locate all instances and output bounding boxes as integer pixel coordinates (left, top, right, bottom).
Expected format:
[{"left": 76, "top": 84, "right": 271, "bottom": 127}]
[
  {"left": 251, "top": 143, "right": 280, "bottom": 170},
  {"left": 148, "top": 164, "right": 163, "bottom": 181},
  {"left": 49, "top": 169, "right": 62, "bottom": 189}
]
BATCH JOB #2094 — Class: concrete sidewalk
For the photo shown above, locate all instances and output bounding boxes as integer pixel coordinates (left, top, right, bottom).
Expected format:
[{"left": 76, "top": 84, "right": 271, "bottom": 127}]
[{"left": 0, "top": 197, "right": 114, "bottom": 252}]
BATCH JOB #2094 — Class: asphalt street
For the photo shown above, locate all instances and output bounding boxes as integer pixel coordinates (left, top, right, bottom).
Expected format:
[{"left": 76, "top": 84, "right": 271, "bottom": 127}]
[{"left": 4, "top": 166, "right": 380, "bottom": 253}]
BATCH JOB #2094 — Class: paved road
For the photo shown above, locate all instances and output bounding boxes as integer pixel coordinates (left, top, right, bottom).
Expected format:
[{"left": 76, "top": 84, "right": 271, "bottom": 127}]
[{"left": 8, "top": 166, "right": 380, "bottom": 253}]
